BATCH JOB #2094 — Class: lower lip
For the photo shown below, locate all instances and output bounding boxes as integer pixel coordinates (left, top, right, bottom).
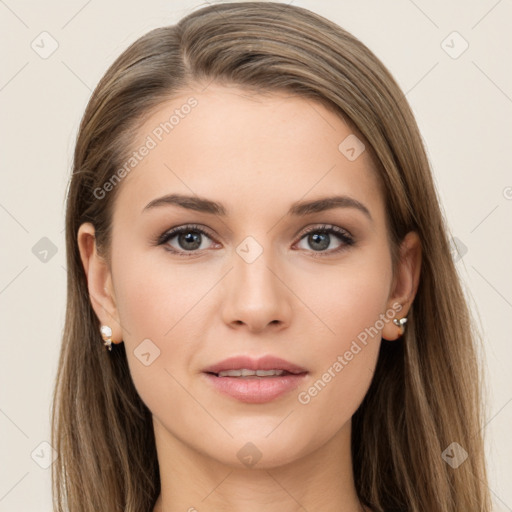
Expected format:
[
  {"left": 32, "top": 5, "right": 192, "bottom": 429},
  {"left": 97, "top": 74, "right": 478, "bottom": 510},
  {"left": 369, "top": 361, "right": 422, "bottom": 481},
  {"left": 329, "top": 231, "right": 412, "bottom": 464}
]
[{"left": 202, "top": 372, "right": 308, "bottom": 403}]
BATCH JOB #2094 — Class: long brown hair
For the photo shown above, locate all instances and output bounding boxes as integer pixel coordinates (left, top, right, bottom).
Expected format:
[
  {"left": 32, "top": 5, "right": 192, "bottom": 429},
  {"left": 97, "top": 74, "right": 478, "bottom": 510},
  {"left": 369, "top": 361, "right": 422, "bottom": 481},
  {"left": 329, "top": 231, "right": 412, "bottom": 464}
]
[{"left": 51, "top": 3, "right": 491, "bottom": 511}]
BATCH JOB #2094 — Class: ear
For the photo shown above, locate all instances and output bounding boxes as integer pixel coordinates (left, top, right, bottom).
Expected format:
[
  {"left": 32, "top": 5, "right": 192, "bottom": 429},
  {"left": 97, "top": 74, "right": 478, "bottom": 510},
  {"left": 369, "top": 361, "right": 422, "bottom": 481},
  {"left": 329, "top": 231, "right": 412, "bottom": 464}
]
[
  {"left": 77, "top": 222, "right": 123, "bottom": 345},
  {"left": 382, "top": 231, "right": 422, "bottom": 341}
]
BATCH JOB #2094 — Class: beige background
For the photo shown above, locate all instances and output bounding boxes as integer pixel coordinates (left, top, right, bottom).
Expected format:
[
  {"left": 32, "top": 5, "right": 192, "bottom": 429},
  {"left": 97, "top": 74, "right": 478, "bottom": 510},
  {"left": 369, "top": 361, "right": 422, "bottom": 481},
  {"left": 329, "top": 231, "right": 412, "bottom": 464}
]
[{"left": 1, "top": 0, "right": 511, "bottom": 510}]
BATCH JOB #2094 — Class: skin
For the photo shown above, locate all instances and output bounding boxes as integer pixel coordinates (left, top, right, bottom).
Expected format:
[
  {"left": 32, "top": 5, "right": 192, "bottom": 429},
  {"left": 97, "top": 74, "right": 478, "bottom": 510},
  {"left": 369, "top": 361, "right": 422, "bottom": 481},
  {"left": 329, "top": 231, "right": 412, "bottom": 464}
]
[{"left": 78, "top": 84, "right": 421, "bottom": 512}]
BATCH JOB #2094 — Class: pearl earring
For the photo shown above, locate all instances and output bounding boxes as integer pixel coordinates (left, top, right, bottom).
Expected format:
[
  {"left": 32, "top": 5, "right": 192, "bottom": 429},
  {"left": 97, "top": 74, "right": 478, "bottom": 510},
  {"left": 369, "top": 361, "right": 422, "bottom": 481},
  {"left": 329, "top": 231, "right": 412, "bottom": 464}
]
[
  {"left": 393, "top": 317, "right": 408, "bottom": 337},
  {"left": 100, "top": 325, "right": 113, "bottom": 351}
]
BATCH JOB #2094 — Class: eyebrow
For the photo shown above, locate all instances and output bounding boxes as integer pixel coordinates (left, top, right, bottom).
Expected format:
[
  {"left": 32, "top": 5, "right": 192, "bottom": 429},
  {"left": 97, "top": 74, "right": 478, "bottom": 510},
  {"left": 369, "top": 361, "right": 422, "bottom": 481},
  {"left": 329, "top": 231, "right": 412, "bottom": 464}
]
[{"left": 142, "top": 193, "right": 372, "bottom": 221}]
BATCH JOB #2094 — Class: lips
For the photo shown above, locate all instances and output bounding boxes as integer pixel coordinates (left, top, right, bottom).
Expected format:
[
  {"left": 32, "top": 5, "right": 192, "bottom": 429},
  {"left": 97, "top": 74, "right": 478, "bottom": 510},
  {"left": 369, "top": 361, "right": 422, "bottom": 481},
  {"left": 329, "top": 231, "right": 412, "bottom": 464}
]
[{"left": 202, "top": 355, "right": 308, "bottom": 376}]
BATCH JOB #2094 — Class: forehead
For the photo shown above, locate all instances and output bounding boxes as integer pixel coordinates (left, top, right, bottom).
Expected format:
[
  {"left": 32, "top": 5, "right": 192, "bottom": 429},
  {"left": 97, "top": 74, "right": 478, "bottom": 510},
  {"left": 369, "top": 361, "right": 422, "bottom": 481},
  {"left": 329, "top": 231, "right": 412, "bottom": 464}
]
[{"left": 112, "top": 84, "right": 384, "bottom": 223}]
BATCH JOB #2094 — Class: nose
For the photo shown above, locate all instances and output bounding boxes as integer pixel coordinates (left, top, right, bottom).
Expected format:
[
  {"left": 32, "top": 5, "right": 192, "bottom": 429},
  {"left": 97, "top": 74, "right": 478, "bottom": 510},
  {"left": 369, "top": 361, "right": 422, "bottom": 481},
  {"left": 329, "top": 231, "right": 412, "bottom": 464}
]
[{"left": 220, "top": 242, "right": 293, "bottom": 333}]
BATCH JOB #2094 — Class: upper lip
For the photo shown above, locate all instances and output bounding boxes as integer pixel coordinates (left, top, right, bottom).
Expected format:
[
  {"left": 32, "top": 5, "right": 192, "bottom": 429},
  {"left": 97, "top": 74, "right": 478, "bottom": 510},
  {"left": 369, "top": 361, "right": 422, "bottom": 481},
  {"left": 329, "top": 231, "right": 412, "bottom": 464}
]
[{"left": 202, "top": 355, "right": 308, "bottom": 375}]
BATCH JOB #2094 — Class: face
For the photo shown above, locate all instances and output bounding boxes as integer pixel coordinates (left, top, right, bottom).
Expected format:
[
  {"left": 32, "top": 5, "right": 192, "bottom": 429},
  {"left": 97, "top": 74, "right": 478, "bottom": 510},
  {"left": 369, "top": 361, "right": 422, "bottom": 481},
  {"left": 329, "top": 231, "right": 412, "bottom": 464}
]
[{"left": 81, "top": 84, "right": 417, "bottom": 469}]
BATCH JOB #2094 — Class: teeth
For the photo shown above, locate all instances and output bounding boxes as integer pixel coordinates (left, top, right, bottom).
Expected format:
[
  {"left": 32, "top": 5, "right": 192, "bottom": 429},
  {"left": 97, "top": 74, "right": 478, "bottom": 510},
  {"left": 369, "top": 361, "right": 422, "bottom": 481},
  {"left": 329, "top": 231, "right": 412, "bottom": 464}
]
[{"left": 217, "top": 369, "right": 286, "bottom": 377}]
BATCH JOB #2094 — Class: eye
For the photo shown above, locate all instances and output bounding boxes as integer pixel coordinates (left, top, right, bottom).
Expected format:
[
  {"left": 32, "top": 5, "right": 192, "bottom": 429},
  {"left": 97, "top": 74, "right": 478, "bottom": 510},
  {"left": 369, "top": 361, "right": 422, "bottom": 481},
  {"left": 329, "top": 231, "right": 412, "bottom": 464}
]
[
  {"left": 155, "top": 223, "right": 355, "bottom": 257},
  {"left": 157, "top": 224, "right": 218, "bottom": 255},
  {"left": 294, "top": 224, "right": 354, "bottom": 256}
]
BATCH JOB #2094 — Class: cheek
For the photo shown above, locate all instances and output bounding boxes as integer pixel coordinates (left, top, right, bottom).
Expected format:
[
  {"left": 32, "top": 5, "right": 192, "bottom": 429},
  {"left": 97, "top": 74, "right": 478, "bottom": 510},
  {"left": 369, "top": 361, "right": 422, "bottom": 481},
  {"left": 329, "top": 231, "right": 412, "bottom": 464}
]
[
  {"left": 112, "top": 247, "right": 208, "bottom": 342},
  {"left": 110, "top": 246, "right": 211, "bottom": 406},
  {"left": 294, "top": 248, "right": 393, "bottom": 424},
  {"left": 298, "top": 244, "right": 393, "bottom": 347}
]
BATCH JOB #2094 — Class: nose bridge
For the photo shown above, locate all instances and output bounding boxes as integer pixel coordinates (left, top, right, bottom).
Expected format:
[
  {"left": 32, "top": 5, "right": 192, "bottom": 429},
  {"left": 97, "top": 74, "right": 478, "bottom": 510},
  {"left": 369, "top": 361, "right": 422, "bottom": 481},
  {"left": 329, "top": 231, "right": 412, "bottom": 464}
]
[
  {"left": 221, "top": 233, "right": 292, "bottom": 330},
  {"left": 234, "top": 233, "right": 281, "bottom": 300}
]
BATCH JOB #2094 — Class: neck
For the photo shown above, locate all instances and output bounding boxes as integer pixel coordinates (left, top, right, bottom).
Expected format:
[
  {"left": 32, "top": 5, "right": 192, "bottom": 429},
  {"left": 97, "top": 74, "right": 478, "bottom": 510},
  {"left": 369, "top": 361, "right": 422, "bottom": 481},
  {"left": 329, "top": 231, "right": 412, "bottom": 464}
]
[{"left": 152, "top": 418, "right": 367, "bottom": 512}]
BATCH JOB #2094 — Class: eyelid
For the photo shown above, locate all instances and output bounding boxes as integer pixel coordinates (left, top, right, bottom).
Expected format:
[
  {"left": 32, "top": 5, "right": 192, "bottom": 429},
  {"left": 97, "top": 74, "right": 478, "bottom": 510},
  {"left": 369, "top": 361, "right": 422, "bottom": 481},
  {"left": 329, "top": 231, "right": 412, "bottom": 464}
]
[
  {"left": 154, "top": 223, "right": 218, "bottom": 246},
  {"left": 296, "top": 223, "right": 353, "bottom": 241}
]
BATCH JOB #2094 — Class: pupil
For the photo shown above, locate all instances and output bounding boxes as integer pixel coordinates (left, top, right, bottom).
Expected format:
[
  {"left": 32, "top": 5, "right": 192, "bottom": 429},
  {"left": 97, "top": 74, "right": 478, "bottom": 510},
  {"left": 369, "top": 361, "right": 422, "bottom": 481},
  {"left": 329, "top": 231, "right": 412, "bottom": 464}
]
[
  {"left": 310, "top": 233, "right": 329, "bottom": 251},
  {"left": 179, "top": 232, "right": 201, "bottom": 250}
]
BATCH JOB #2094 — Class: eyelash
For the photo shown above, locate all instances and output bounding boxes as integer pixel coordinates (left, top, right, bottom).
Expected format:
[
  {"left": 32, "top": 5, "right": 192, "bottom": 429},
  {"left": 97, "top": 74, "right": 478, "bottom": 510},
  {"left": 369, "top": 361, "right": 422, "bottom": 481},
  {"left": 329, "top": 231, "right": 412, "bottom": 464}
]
[{"left": 155, "top": 223, "right": 355, "bottom": 258}]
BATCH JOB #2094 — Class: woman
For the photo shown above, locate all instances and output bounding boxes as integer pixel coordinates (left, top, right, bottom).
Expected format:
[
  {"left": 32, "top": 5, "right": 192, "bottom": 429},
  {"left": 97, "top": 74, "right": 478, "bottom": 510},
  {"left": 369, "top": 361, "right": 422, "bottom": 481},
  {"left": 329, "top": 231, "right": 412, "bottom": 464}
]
[{"left": 51, "top": 2, "right": 491, "bottom": 511}]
